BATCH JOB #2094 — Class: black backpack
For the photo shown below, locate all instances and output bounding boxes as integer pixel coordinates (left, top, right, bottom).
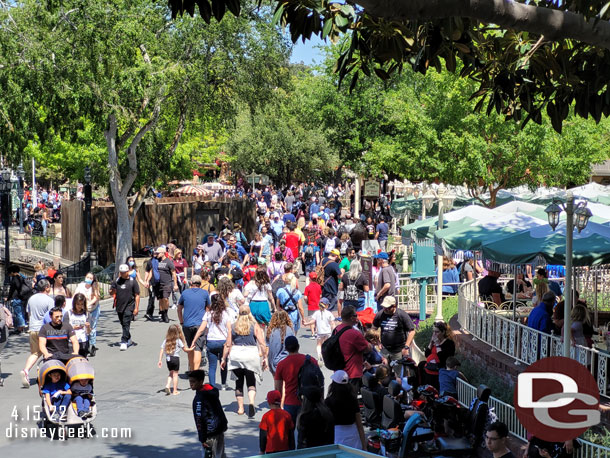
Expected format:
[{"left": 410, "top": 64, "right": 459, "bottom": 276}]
[
  {"left": 321, "top": 326, "right": 352, "bottom": 370},
  {"left": 344, "top": 277, "right": 359, "bottom": 302},
  {"left": 297, "top": 354, "right": 324, "bottom": 399},
  {"left": 280, "top": 287, "right": 299, "bottom": 312}
]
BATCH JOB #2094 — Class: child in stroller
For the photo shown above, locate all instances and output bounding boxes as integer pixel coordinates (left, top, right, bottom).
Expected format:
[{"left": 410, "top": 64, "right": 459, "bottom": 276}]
[
  {"left": 41, "top": 367, "right": 71, "bottom": 422},
  {"left": 71, "top": 378, "right": 94, "bottom": 419}
]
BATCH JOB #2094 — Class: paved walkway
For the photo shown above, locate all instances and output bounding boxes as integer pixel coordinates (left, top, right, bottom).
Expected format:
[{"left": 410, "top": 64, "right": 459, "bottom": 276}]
[{"left": 0, "top": 298, "right": 328, "bottom": 457}]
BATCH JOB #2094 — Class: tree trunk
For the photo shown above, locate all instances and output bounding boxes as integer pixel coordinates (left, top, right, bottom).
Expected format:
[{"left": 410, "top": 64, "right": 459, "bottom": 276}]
[{"left": 114, "top": 197, "right": 134, "bottom": 268}]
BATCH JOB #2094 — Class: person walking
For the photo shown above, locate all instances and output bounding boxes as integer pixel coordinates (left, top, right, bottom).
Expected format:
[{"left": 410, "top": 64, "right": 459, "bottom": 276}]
[
  {"left": 188, "top": 294, "right": 232, "bottom": 390},
  {"left": 21, "top": 279, "right": 54, "bottom": 388},
  {"left": 325, "top": 370, "right": 366, "bottom": 450},
  {"left": 74, "top": 272, "right": 100, "bottom": 356},
  {"left": 321, "top": 249, "right": 342, "bottom": 316},
  {"left": 243, "top": 268, "right": 275, "bottom": 327},
  {"left": 6, "top": 264, "right": 32, "bottom": 333},
  {"left": 274, "top": 336, "right": 321, "bottom": 424},
  {"left": 332, "top": 306, "right": 371, "bottom": 393},
  {"left": 177, "top": 275, "right": 211, "bottom": 373},
  {"left": 276, "top": 273, "right": 305, "bottom": 333},
  {"left": 189, "top": 369, "right": 228, "bottom": 458},
  {"left": 156, "top": 247, "right": 178, "bottom": 323},
  {"left": 374, "top": 252, "right": 396, "bottom": 311},
  {"left": 221, "top": 305, "right": 267, "bottom": 418},
  {"left": 266, "top": 310, "right": 294, "bottom": 375},
  {"left": 296, "top": 385, "right": 335, "bottom": 449},
  {"left": 0, "top": 304, "right": 9, "bottom": 386},
  {"left": 339, "top": 259, "right": 369, "bottom": 312},
  {"left": 110, "top": 264, "right": 141, "bottom": 351},
  {"left": 373, "top": 296, "right": 416, "bottom": 369},
  {"left": 65, "top": 293, "right": 91, "bottom": 357}
]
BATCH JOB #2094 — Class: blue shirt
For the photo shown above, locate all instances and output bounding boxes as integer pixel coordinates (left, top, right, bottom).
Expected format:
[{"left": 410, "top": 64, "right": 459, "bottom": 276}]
[
  {"left": 42, "top": 381, "right": 70, "bottom": 396},
  {"left": 439, "top": 368, "right": 459, "bottom": 395},
  {"left": 178, "top": 288, "right": 210, "bottom": 327},
  {"left": 270, "top": 220, "right": 284, "bottom": 238},
  {"left": 283, "top": 213, "right": 296, "bottom": 224},
  {"left": 527, "top": 303, "right": 552, "bottom": 334},
  {"left": 376, "top": 222, "right": 389, "bottom": 241},
  {"left": 262, "top": 234, "right": 274, "bottom": 256},
  {"left": 276, "top": 287, "right": 302, "bottom": 312},
  {"left": 309, "top": 203, "right": 320, "bottom": 217},
  {"left": 442, "top": 267, "right": 459, "bottom": 294},
  {"left": 227, "top": 243, "right": 248, "bottom": 262}
]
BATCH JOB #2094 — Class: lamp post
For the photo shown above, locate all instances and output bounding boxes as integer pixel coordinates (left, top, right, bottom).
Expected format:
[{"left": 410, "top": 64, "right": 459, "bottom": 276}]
[
  {"left": 17, "top": 163, "right": 24, "bottom": 234},
  {"left": 545, "top": 191, "right": 592, "bottom": 357},
  {"left": 0, "top": 169, "right": 12, "bottom": 283},
  {"left": 84, "top": 166, "right": 92, "bottom": 254}
]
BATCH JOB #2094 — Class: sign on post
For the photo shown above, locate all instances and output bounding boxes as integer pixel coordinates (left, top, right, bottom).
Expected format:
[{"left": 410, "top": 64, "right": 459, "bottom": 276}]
[{"left": 363, "top": 180, "right": 380, "bottom": 198}]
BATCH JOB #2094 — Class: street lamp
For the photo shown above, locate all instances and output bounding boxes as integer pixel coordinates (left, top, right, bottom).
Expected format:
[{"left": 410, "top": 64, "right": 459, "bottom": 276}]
[
  {"left": 17, "top": 163, "right": 24, "bottom": 234},
  {"left": 544, "top": 191, "right": 591, "bottom": 357},
  {"left": 0, "top": 169, "right": 12, "bottom": 283},
  {"left": 84, "top": 165, "right": 92, "bottom": 254}
]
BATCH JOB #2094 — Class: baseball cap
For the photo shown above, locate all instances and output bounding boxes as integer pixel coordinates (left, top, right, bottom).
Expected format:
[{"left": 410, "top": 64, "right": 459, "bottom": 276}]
[
  {"left": 267, "top": 390, "right": 282, "bottom": 406},
  {"left": 155, "top": 246, "right": 166, "bottom": 254},
  {"left": 119, "top": 264, "right": 130, "bottom": 273},
  {"left": 330, "top": 249, "right": 341, "bottom": 256},
  {"left": 381, "top": 296, "right": 397, "bottom": 308},
  {"left": 309, "top": 271, "right": 318, "bottom": 280},
  {"left": 258, "top": 257, "right": 267, "bottom": 265},
  {"left": 320, "top": 297, "right": 331, "bottom": 307},
  {"left": 375, "top": 252, "right": 389, "bottom": 260},
  {"left": 463, "top": 251, "right": 474, "bottom": 260},
  {"left": 190, "top": 275, "right": 202, "bottom": 284},
  {"left": 331, "top": 370, "right": 348, "bottom": 385}
]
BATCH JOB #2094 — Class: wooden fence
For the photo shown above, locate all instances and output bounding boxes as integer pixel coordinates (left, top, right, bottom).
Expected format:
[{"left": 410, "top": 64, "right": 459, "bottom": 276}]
[{"left": 62, "top": 196, "right": 257, "bottom": 266}]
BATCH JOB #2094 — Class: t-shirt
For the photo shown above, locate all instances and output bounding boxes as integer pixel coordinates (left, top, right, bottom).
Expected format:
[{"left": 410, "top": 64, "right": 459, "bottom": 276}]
[
  {"left": 39, "top": 321, "right": 76, "bottom": 355},
  {"left": 173, "top": 258, "right": 188, "bottom": 276},
  {"left": 341, "top": 273, "right": 368, "bottom": 300},
  {"left": 259, "top": 408, "right": 294, "bottom": 453},
  {"left": 439, "top": 368, "right": 459, "bottom": 395},
  {"left": 161, "top": 338, "right": 184, "bottom": 357},
  {"left": 65, "top": 310, "right": 88, "bottom": 343},
  {"left": 157, "top": 258, "right": 175, "bottom": 286},
  {"left": 111, "top": 277, "right": 140, "bottom": 313},
  {"left": 372, "top": 309, "right": 415, "bottom": 353},
  {"left": 203, "top": 242, "right": 224, "bottom": 263},
  {"left": 376, "top": 222, "right": 389, "bottom": 241},
  {"left": 42, "top": 381, "right": 70, "bottom": 396},
  {"left": 478, "top": 276, "right": 505, "bottom": 303},
  {"left": 325, "top": 393, "right": 359, "bottom": 425},
  {"left": 275, "top": 353, "right": 319, "bottom": 406},
  {"left": 311, "top": 309, "right": 334, "bottom": 335},
  {"left": 339, "top": 257, "right": 351, "bottom": 273},
  {"left": 178, "top": 288, "right": 210, "bottom": 327},
  {"left": 202, "top": 310, "right": 232, "bottom": 341},
  {"left": 244, "top": 281, "right": 272, "bottom": 302},
  {"left": 376, "top": 266, "right": 397, "bottom": 303},
  {"left": 267, "top": 262, "right": 286, "bottom": 282},
  {"left": 335, "top": 323, "right": 369, "bottom": 379},
  {"left": 304, "top": 282, "right": 322, "bottom": 311},
  {"left": 322, "top": 258, "right": 341, "bottom": 297},
  {"left": 27, "top": 293, "right": 55, "bottom": 332},
  {"left": 284, "top": 232, "right": 301, "bottom": 257}
]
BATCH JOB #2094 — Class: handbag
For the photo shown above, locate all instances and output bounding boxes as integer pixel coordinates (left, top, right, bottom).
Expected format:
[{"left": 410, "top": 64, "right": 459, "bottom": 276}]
[{"left": 424, "top": 345, "right": 440, "bottom": 375}]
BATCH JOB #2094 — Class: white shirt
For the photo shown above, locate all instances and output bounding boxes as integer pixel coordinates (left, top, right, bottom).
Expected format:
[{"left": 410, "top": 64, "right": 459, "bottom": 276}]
[
  {"left": 203, "top": 310, "right": 232, "bottom": 341},
  {"left": 161, "top": 339, "right": 184, "bottom": 357},
  {"left": 312, "top": 309, "right": 334, "bottom": 335},
  {"left": 66, "top": 309, "right": 88, "bottom": 343},
  {"left": 227, "top": 289, "right": 245, "bottom": 315},
  {"left": 244, "top": 281, "right": 271, "bottom": 302}
]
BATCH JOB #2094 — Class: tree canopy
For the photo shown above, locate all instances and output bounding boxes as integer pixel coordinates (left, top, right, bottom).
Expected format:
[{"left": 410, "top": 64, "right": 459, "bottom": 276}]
[{"left": 168, "top": 0, "right": 610, "bottom": 132}]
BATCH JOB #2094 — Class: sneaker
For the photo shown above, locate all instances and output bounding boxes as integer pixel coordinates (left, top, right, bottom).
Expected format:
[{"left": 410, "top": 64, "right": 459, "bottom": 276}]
[
  {"left": 309, "top": 335, "right": 317, "bottom": 340},
  {"left": 78, "top": 410, "right": 87, "bottom": 418},
  {"left": 120, "top": 343, "right": 127, "bottom": 351},
  {"left": 89, "top": 346, "right": 97, "bottom": 357},
  {"left": 0, "top": 378, "right": 4, "bottom": 387},
  {"left": 127, "top": 339, "right": 134, "bottom": 347},
  {"left": 144, "top": 314, "right": 154, "bottom": 321},
  {"left": 170, "top": 304, "right": 177, "bottom": 310},
  {"left": 83, "top": 411, "right": 93, "bottom": 419},
  {"left": 20, "top": 370, "right": 29, "bottom": 388},
  {"left": 248, "top": 404, "right": 256, "bottom": 418},
  {"left": 221, "top": 384, "right": 229, "bottom": 391}
]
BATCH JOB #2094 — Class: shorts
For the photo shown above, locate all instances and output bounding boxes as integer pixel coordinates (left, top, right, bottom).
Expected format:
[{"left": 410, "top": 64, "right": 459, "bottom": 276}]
[
  {"left": 317, "top": 333, "right": 330, "bottom": 340},
  {"left": 29, "top": 331, "right": 41, "bottom": 356},
  {"left": 182, "top": 326, "right": 205, "bottom": 352},
  {"left": 153, "top": 283, "right": 172, "bottom": 300},
  {"left": 166, "top": 356, "right": 180, "bottom": 372}
]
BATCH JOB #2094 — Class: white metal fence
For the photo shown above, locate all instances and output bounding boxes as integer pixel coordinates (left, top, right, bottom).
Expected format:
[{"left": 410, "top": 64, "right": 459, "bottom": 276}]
[
  {"left": 455, "top": 378, "right": 610, "bottom": 457},
  {"left": 396, "top": 272, "right": 437, "bottom": 315},
  {"left": 458, "top": 280, "right": 610, "bottom": 398}
]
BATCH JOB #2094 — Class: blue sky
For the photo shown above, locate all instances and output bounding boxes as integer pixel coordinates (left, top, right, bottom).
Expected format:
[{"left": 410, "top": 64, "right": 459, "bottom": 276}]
[{"left": 289, "top": 34, "right": 327, "bottom": 65}]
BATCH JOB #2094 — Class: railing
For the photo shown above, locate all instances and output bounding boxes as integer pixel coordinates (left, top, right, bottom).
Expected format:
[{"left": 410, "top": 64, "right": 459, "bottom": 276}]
[
  {"left": 458, "top": 280, "right": 610, "bottom": 398},
  {"left": 58, "top": 253, "right": 91, "bottom": 278},
  {"left": 456, "top": 378, "right": 610, "bottom": 457},
  {"left": 396, "top": 272, "right": 437, "bottom": 315}
]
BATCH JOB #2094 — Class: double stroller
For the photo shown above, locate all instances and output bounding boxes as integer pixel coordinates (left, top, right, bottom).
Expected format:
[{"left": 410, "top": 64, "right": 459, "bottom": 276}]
[{"left": 37, "top": 356, "right": 97, "bottom": 436}]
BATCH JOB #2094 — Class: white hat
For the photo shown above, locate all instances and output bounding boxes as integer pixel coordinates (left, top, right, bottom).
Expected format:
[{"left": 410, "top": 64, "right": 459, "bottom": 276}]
[
  {"left": 155, "top": 246, "right": 166, "bottom": 254},
  {"left": 118, "top": 264, "right": 129, "bottom": 273},
  {"left": 381, "top": 296, "right": 397, "bottom": 308},
  {"left": 331, "top": 370, "right": 348, "bottom": 385}
]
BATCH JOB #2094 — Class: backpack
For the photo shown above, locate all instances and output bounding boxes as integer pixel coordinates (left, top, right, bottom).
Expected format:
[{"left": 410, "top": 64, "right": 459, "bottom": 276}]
[
  {"left": 280, "top": 287, "right": 299, "bottom": 312},
  {"left": 297, "top": 354, "right": 324, "bottom": 399},
  {"left": 151, "top": 258, "right": 161, "bottom": 284},
  {"left": 321, "top": 325, "right": 352, "bottom": 370},
  {"left": 324, "top": 237, "right": 336, "bottom": 254},
  {"left": 1, "top": 305, "right": 13, "bottom": 329},
  {"left": 17, "top": 274, "right": 34, "bottom": 302},
  {"left": 304, "top": 244, "right": 315, "bottom": 262},
  {"left": 344, "top": 276, "right": 359, "bottom": 301},
  {"left": 315, "top": 260, "right": 332, "bottom": 286}
]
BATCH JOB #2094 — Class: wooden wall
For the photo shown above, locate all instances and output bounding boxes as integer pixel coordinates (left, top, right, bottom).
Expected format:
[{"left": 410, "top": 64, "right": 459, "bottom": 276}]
[
  {"left": 62, "top": 197, "right": 256, "bottom": 266},
  {"left": 61, "top": 200, "right": 86, "bottom": 262}
]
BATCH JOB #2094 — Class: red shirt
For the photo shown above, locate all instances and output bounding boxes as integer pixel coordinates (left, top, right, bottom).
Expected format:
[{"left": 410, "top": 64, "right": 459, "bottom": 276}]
[
  {"left": 304, "top": 282, "right": 322, "bottom": 311},
  {"left": 336, "top": 323, "right": 369, "bottom": 379},
  {"left": 274, "top": 353, "right": 319, "bottom": 406},
  {"left": 284, "top": 232, "right": 301, "bottom": 257},
  {"left": 259, "top": 408, "right": 294, "bottom": 453}
]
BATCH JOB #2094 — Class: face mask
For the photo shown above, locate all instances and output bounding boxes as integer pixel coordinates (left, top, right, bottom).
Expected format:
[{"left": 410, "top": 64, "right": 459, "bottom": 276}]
[
  {"left": 128, "top": 261, "right": 135, "bottom": 267},
  {"left": 85, "top": 279, "right": 93, "bottom": 285}
]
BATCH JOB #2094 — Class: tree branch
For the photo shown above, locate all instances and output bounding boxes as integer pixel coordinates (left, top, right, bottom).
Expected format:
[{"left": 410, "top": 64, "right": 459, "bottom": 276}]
[
  {"left": 351, "top": 0, "right": 610, "bottom": 50},
  {"left": 104, "top": 113, "right": 123, "bottom": 204}
]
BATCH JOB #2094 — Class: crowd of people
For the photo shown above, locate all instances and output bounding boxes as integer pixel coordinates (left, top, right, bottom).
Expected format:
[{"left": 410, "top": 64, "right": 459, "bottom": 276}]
[{"left": 0, "top": 182, "right": 582, "bottom": 458}]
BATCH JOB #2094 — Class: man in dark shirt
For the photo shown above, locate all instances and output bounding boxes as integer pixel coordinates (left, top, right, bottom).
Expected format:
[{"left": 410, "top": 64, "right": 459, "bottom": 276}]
[
  {"left": 375, "top": 216, "right": 390, "bottom": 252},
  {"left": 189, "top": 369, "right": 228, "bottom": 457},
  {"left": 349, "top": 217, "right": 368, "bottom": 252},
  {"left": 39, "top": 307, "right": 79, "bottom": 362},
  {"left": 478, "top": 270, "right": 506, "bottom": 307},
  {"left": 321, "top": 250, "right": 342, "bottom": 315},
  {"left": 372, "top": 296, "right": 415, "bottom": 369},
  {"left": 375, "top": 252, "right": 396, "bottom": 311},
  {"left": 154, "top": 247, "right": 177, "bottom": 323},
  {"left": 111, "top": 264, "right": 141, "bottom": 351}
]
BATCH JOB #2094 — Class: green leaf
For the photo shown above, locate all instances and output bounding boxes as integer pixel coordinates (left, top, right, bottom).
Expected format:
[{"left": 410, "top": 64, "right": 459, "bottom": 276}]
[
  {"left": 322, "top": 18, "right": 333, "bottom": 38},
  {"left": 272, "top": 3, "right": 285, "bottom": 26},
  {"left": 334, "top": 14, "right": 349, "bottom": 28}
]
